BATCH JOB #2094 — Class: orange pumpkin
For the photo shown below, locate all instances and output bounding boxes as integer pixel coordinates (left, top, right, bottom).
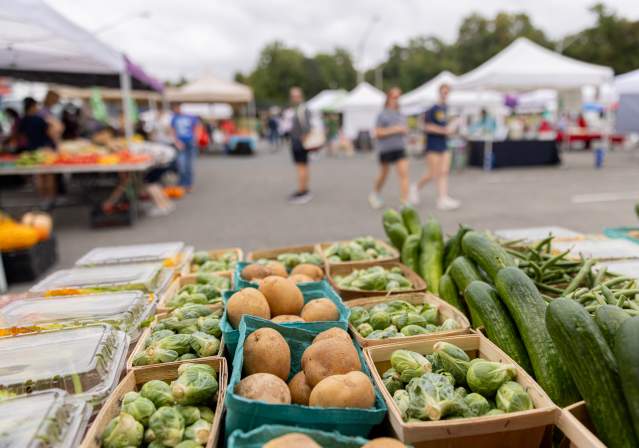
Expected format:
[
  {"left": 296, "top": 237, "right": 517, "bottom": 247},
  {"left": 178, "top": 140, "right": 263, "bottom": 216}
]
[{"left": 21, "top": 211, "right": 52, "bottom": 240}]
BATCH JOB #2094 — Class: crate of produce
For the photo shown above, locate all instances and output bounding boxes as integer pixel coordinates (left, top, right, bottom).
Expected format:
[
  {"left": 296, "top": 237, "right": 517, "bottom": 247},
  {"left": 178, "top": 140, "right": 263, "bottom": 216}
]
[
  {"left": 225, "top": 316, "right": 387, "bottom": 438},
  {"left": 318, "top": 236, "right": 400, "bottom": 267},
  {"left": 157, "top": 271, "right": 232, "bottom": 314},
  {"left": 347, "top": 293, "right": 470, "bottom": 348},
  {"left": 0, "top": 324, "right": 129, "bottom": 409},
  {"left": 190, "top": 247, "right": 244, "bottom": 275},
  {"left": 81, "top": 357, "right": 227, "bottom": 448},
  {"left": 127, "top": 304, "right": 224, "bottom": 370},
  {"left": 227, "top": 424, "right": 380, "bottom": 447},
  {"left": 1, "top": 234, "right": 57, "bottom": 284},
  {"left": 234, "top": 260, "right": 325, "bottom": 289},
  {"left": 220, "top": 280, "right": 350, "bottom": 356},
  {"left": 327, "top": 260, "right": 426, "bottom": 300},
  {"left": 0, "top": 290, "right": 153, "bottom": 342},
  {"left": 247, "top": 244, "right": 322, "bottom": 264},
  {"left": 556, "top": 401, "right": 606, "bottom": 448},
  {"left": 363, "top": 333, "right": 558, "bottom": 448},
  {"left": 0, "top": 389, "right": 92, "bottom": 447}
]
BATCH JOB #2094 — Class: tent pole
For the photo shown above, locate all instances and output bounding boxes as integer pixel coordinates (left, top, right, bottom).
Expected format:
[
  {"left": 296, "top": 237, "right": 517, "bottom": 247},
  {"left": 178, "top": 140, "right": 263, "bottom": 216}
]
[
  {"left": 120, "top": 70, "right": 134, "bottom": 141},
  {"left": 248, "top": 99, "right": 256, "bottom": 134}
]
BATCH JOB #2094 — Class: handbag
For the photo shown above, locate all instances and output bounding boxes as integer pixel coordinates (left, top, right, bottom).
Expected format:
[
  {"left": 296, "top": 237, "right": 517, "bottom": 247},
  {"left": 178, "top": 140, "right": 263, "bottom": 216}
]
[{"left": 298, "top": 106, "right": 326, "bottom": 151}]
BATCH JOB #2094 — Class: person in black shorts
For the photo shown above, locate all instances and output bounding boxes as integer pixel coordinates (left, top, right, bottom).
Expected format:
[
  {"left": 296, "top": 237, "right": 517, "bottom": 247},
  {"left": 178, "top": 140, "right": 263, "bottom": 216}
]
[
  {"left": 369, "top": 87, "right": 409, "bottom": 209},
  {"left": 288, "top": 87, "right": 313, "bottom": 204}
]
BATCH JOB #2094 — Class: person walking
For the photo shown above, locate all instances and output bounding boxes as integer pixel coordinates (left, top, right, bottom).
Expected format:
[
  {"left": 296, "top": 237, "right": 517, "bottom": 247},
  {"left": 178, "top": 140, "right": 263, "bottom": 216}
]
[
  {"left": 288, "top": 86, "right": 312, "bottom": 204},
  {"left": 170, "top": 103, "right": 199, "bottom": 192},
  {"left": 410, "top": 83, "right": 460, "bottom": 210},
  {"left": 369, "top": 87, "right": 410, "bottom": 209}
]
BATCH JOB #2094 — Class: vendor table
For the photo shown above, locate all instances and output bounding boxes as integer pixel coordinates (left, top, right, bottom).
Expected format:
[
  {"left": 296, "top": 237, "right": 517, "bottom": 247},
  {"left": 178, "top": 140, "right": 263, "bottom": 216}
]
[{"left": 468, "top": 140, "right": 560, "bottom": 168}]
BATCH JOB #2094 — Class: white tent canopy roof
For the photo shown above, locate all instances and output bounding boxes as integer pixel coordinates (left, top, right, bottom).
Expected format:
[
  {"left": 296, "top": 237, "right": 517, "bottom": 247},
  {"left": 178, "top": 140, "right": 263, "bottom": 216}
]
[
  {"left": 307, "top": 89, "right": 347, "bottom": 112},
  {"left": 400, "top": 71, "right": 457, "bottom": 109},
  {"left": 456, "top": 37, "right": 614, "bottom": 91},
  {"left": 337, "top": 82, "right": 385, "bottom": 110},
  {"left": 615, "top": 69, "right": 639, "bottom": 95},
  {"left": 166, "top": 74, "right": 253, "bottom": 104}
]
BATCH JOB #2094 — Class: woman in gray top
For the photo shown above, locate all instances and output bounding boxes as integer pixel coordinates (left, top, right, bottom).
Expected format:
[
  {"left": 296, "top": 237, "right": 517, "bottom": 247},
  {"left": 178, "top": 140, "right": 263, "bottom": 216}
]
[{"left": 369, "top": 87, "right": 409, "bottom": 208}]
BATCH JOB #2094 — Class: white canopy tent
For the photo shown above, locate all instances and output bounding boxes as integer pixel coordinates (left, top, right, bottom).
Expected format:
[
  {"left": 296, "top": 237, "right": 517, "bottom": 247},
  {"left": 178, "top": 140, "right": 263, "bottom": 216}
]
[
  {"left": 165, "top": 75, "right": 253, "bottom": 105},
  {"left": 615, "top": 69, "right": 639, "bottom": 133},
  {"left": 336, "top": 82, "right": 385, "bottom": 139},
  {"left": 615, "top": 69, "right": 639, "bottom": 95},
  {"left": 307, "top": 89, "right": 347, "bottom": 113}
]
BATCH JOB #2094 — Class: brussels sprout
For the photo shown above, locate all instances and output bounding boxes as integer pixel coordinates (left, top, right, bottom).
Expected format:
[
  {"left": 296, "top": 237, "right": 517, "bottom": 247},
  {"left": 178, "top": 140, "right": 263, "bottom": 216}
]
[
  {"left": 439, "top": 319, "right": 460, "bottom": 331},
  {"left": 172, "top": 304, "right": 214, "bottom": 320},
  {"left": 426, "top": 353, "right": 442, "bottom": 372},
  {"left": 178, "top": 363, "right": 217, "bottom": 377},
  {"left": 454, "top": 387, "right": 467, "bottom": 399},
  {"left": 153, "top": 334, "right": 193, "bottom": 355},
  {"left": 148, "top": 406, "right": 185, "bottom": 447},
  {"left": 176, "top": 441, "right": 202, "bottom": 448},
  {"left": 198, "top": 406, "right": 215, "bottom": 423},
  {"left": 190, "top": 332, "right": 221, "bottom": 357},
  {"left": 193, "top": 251, "right": 211, "bottom": 265},
  {"left": 421, "top": 306, "right": 439, "bottom": 325},
  {"left": 122, "top": 395, "right": 156, "bottom": 426},
  {"left": 147, "top": 441, "right": 165, "bottom": 448},
  {"left": 433, "top": 341, "right": 470, "bottom": 361},
  {"left": 406, "top": 373, "right": 462, "bottom": 421},
  {"left": 356, "top": 323, "right": 374, "bottom": 338},
  {"left": 366, "top": 330, "right": 384, "bottom": 340},
  {"left": 197, "top": 316, "right": 221, "bottom": 337},
  {"left": 122, "top": 391, "right": 140, "bottom": 405},
  {"left": 132, "top": 347, "right": 179, "bottom": 366},
  {"left": 140, "top": 380, "right": 175, "bottom": 408},
  {"left": 101, "top": 412, "right": 144, "bottom": 448},
  {"left": 163, "top": 318, "right": 199, "bottom": 333},
  {"left": 370, "top": 303, "right": 390, "bottom": 314},
  {"left": 467, "top": 360, "right": 517, "bottom": 397},
  {"left": 184, "top": 419, "right": 210, "bottom": 444},
  {"left": 349, "top": 307, "right": 370, "bottom": 326},
  {"left": 496, "top": 381, "right": 533, "bottom": 413},
  {"left": 145, "top": 427, "right": 156, "bottom": 443},
  {"left": 463, "top": 392, "right": 491, "bottom": 417},
  {"left": 433, "top": 342, "right": 471, "bottom": 386},
  {"left": 171, "top": 368, "right": 219, "bottom": 405},
  {"left": 179, "top": 353, "right": 198, "bottom": 361},
  {"left": 166, "top": 294, "right": 188, "bottom": 309},
  {"left": 440, "top": 371, "right": 456, "bottom": 386},
  {"left": 382, "top": 368, "right": 404, "bottom": 395},
  {"left": 178, "top": 324, "right": 200, "bottom": 334},
  {"left": 176, "top": 405, "right": 201, "bottom": 426},
  {"left": 145, "top": 329, "right": 176, "bottom": 348},
  {"left": 486, "top": 408, "right": 506, "bottom": 416},
  {"left": 401, "top": 325, "right": 427, "bottom": 337},
  {"left": 369, "top": 311, "right": 391, "bottom": 330},
  {"left": 393, "top": 389, "right": 410, "bottom": 421},
  {"left": 381, "top": 325, "right": 399, "bottom": 339},
  {"left": 390, "top": 349, "right": 432, "bottom": 382}
]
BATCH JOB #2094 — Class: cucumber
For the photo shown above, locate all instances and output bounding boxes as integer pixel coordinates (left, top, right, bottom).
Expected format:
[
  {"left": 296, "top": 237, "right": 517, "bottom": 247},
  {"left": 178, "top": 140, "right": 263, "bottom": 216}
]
[
  {"left": 443, "top": 225, "right": 471, "bottom": 270},
  {"left": 400, "top": 205, "right": 422, "bottom": 236},
  {"left": 496, "top": 267, "right": 580, "bottom": 406},
  {"left": 401, "top": 234, "right": 421, "bottom": 274},
  {"left": 594, "top": 305, "right": 630, "bottom": 349},
  {"left": 615, "top": 317, "right": 639, "bottom": 441},
  {"left": 547, "top": 299, "right": 637, "bottom": 448},
  {"left": 439, "top": 273, "right": 467, "bottom": 315},
  {"left": 464, "top": 281, "right": 533, "bottom": 375},
  {"left": 419, "top": 217, "right": 444, "bottom": 295},
  {"left": 462, "top": 231, "right": 515, "bottom": 281},
  {"left": 387, "top": 223, "right": 408, "bottom": 251},
  {"left": 449, "top": 256, "right": 484, "bottom": 328}
]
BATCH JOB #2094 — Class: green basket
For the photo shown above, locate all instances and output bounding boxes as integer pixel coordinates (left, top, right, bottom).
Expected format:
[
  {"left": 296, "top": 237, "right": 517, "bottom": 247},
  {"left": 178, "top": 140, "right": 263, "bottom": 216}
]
[
  {"left": 224, "top": 316, "right": 387, "bottom": 438},
  {"left": 603, "top": 227, "right": 639, "bottom": 244},
  {"left": 220, "top": 281, "right": 350, "bottom": 356},
  {"left": 227, "top": 424, "right": 370, "bottom": 448},
  {"left": 234, "top": 261, "right": 324, "bottom": 289}
]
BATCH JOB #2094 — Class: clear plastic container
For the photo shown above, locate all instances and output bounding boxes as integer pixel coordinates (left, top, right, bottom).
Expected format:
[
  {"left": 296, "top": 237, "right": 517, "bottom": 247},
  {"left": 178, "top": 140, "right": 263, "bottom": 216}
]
[
  {"left": 0, "top": 291, "right": 153, "bottom": 342},
  {"left": 0, "top": 325, "right": 129, "bottom": 407},
  {"left": 494, "top": 226, "right": 583, "bottom": 243},
  {"left": 0, "top": 389, "right": 91, "bottom": 448},
  {"left": 75, "top": 241, "right": 192, "bottom": 270},
  {"left": 553, "top": 238, "right": 639, "bottom": 260}
]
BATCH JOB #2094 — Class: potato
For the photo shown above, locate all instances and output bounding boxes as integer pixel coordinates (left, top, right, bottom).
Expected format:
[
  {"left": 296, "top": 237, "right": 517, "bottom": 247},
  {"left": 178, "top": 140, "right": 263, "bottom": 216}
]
[
  {"left": 291, "top": 263, "right": 324, "bottom": 281},
  {"left": 302, "top": 338, "right": 361, "bottom": 386},
  {"left": 243, "top": 328, "right": 290, "bottom": 380},
  {"left": 226, "top": 288, "right": 271, "bottom": 329},
  {"left": 272, "top": 315, "right": 305, "bottom": 324},
  {"left": 312, "top": 327, "right": 351, "bottom": 345},
  {"left": 362, "top": 438, "right": 406, "bottom": 448},
  {"left": 309, "top": 371, "right": 375, "bottom": 408},
  {"left": 301, "top": 298, "right": 339, "bottom": 322},
  {"left": 235, "top": 373, "right": 291, "bottom": 404},
  {"left": 289, "top": 274, "right": 313, "bottom": 284},
  {"left": 265, "top": 260, "right": 288, "bottom": 278},
  {"left": 241, "top": 264, "right": 270, "bottom": 281},
  {"left": 288, "top": 371, "right": 312, "bottom": 405},
  {"left": 259, "top": 276, "right": 304, "bottom": 317},
  {"left": 264, "top": 433, "right": 320, "bottom": 448}
]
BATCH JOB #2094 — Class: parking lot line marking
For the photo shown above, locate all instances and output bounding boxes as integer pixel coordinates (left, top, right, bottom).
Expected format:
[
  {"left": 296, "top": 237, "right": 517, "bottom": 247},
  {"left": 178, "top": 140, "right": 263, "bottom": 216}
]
[{"left": 572, "top": 191, "right": 639, "bottom": 204}]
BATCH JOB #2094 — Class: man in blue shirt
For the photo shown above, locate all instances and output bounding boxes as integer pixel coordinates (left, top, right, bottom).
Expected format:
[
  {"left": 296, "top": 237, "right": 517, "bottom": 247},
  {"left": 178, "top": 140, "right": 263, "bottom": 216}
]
[
  {"left": 170, "top": 103, "right": 199, "bottom": 191},
  {"left": 410, "top": 83, "right": 460, "bottom": 210}
]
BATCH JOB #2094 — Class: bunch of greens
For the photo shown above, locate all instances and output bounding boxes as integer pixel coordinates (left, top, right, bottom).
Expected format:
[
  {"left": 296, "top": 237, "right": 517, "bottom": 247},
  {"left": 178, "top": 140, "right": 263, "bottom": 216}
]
[
  {"left": 132, "top": 305, "right": 221, "bottom": 367},
  {"left": 324, "top": 236, "right": 392, "bottom": 262},
  {"left": 165, "top": 275, "right": 229, "bottom": 310},
  {"left": 383, "top": 342, "right": 532, "bottom": 422},
  {"left": 191, "top": 251, "right": 238, "bottom": 273},
  {"left": 349, "top": 300, "right": 460, "bottom": 339},
  {"left": 335, "top": 266, "right": 412, "bottom": 292},
  {"left": 101, "top": 363, "right": 218, "bottom": 448}
]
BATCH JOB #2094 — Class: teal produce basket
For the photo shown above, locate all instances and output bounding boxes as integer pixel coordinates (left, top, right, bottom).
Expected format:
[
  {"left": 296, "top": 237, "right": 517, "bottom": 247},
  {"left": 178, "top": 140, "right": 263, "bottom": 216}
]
[
  {"left": 603, "top": 227, "right": 639, "bottom": 244},
  {"left": 224, "top": 316, "right": 387, "bottom": 438},
  {"left": 234, "top": 261, "right": 324, "bottom": 289},
  {"left": 227, "top": 424, "right": 370, "bottom": 448},
  {"left": 220, "top": 280, "right": 350, "bottom": 356}
]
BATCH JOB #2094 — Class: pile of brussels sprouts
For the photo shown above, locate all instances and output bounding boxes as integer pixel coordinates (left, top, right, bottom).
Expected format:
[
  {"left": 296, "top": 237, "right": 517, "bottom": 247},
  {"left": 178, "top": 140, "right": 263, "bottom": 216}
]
[
  {"left": 101, "top": 363, "right": 218, "bottom": 448},
  {"left": 335, "top": 266, "right": 412, "bottom": 292},
  {"left": 191, "top": 251, "right": 238, "bottom": 273},
  {"left": 383, "top": 341, "right": 533, "bottom": 422},
  {"left": 324, "top": 236, "right": 392, "bottom": 263},
  {"left": 256, "top": 251, "right": 323, "bottom": 270},
  {"left": 165, "top": 275, "right": 229, "bottom": 310},
  {"left": 350, "top": 300, "right": 460, "bottom": 339},
  {"left": 132, "top": 305, "right": 221, "bottom": 367}
]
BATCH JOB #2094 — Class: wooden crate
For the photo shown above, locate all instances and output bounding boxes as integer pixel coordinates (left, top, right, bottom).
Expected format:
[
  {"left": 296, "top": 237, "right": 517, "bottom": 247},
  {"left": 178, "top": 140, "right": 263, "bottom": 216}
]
[
  {"left": 556, "top": 401, "right": 606, "bottom": 448},
  {"left": 156, "top": 271, "right": 232, "bottom": 314},
  {"left": 127, "top": 310, "right": 224, "bottom": 371},
  {"left": 346, "top": 292, "right": 471, "bottom": 348},
  {"left": 317, "top": 239, "right": 400, "bottom": 267},
  {"left": 246, "top": 244, "right": 321, "bottom": 261},
  {"left": 327, "top": 260, "right": 426, "bottom": 300},
  {"left": 364, "top": 333, "right": 558, "bottom": 448},
  {"left": 81, "top": 357, "right": 227, "bottom": 448},
  {"left": 189, "top": 247, "right": 244, "bottom": 274}
]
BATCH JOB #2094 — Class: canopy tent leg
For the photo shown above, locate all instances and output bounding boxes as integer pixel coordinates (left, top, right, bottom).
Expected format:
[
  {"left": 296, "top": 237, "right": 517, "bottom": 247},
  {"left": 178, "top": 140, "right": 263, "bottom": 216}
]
[
  {"left": 120, "top": 70, "right": 134, "bottom": 141},
  {"left": 248, "top": 99, "right": 256, "bottom": 133}
]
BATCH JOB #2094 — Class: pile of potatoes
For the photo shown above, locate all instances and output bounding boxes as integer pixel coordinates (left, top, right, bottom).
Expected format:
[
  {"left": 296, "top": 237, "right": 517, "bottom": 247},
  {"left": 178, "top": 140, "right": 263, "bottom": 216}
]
[
  {"left": 226, "top": 276, "right": 340, "bottom": 328},
  {"left": 241, "top": 260, "right": 324, "bottom": 285},
  {"left": 235, "top": 327, "right": 376, "bottom": 410},
  {"left": 264, "top": 433, "right": 406, "bottom": 448}
]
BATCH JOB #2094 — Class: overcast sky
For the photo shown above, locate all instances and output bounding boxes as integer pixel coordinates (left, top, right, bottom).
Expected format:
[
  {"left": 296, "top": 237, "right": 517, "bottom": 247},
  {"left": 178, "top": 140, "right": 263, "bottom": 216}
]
[{"left": 48, "top": 0, "right": 639, "bottom": 82}]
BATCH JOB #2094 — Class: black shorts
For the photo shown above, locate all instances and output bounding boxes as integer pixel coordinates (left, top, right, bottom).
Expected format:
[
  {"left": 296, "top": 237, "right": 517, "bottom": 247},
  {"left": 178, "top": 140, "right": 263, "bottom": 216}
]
[
  {"left": 291, "top": 138, "right": 308, "bottom": 164},
  {"left": 379, "top": 149, "right": 406, "bottom": 164}
]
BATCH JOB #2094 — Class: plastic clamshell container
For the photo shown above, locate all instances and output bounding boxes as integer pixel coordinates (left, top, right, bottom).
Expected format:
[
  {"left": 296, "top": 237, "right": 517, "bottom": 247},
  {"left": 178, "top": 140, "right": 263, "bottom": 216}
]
[
  {"left": 0, "top": 389, "right": 92, "bottom": 448},
  {"left": 552, "top": 238, "right": 639, "bottom": 261},
  {"left": 0, "top": 324, "right": 129, "bottom": 408},
  {"left": 493, "top": 226, "right": 583, "bottom": 243},
  {"left": 0, "top": 291, "right": 153, "bottom": 342}
]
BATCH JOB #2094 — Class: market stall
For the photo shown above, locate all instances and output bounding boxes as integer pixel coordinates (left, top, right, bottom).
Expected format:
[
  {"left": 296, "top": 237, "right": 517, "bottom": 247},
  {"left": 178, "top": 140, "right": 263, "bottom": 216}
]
[{"left": 336, "top": 82, "right": 385, "bottom": 149}]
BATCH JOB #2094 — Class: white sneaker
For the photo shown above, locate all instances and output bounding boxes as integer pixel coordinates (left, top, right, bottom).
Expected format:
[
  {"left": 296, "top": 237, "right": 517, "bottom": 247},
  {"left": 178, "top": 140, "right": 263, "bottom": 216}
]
[
  {"left": 368, "top": 192, "right": 384, "bottom": 209},
  {"left": 437, "top": 196, "right": 460, "bottom": 211},
  {"left": 409, "top": 184, "right": 420, "bottom": 205}
]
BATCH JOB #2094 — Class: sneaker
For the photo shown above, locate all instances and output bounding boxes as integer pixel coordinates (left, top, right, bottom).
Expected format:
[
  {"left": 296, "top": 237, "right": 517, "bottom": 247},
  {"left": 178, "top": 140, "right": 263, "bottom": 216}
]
[
  {"left": 409, "top": 184, "right": 420, "bottom": 205},
  {"left": 437, "top": 196, "right": 461, "bottom": 211},
  {"left": 368, "top": 192, "right": 384, "bottom": 209},
  {"left": 288, "top": 190, "right": 312, "bottom": 205}
]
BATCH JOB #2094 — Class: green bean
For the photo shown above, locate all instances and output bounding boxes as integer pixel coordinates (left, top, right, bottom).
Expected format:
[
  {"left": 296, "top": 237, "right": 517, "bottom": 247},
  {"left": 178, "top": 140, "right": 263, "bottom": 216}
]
[
  {"left": 601, "top": 285, "right": 616, "bottom": 304},
  {"left": 617, "top": 295, "right": 627, "bottom": 308},
  {"left": 506, "top": 249, "right": 528, "bottom": 260},
  {"left": 593, "top": 267, "right": 607, "bottom": 285},
  {"left": 535, "top": 282, "right": 563, "bottom": 294},
  {"left": 563, "top": 259, "right": 595, "bottom": 295},
  {"left": 540, "top": 249, "right": 570, "bottom": 272},
  {"left": 593, "top": 292, "right": 607, "bottom": 306}
]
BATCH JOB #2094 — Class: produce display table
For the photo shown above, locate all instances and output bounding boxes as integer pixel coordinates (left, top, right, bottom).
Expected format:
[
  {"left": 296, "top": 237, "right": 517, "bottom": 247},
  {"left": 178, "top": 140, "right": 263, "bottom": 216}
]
[{"left": 468, "top": 139, "right": 560, "bottom": 168}]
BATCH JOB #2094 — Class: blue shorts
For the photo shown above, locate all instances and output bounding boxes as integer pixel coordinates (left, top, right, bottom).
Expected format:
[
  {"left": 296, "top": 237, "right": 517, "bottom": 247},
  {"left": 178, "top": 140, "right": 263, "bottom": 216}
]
[{"left": 425, "top": 146, "right": 449, "bottom": 154}]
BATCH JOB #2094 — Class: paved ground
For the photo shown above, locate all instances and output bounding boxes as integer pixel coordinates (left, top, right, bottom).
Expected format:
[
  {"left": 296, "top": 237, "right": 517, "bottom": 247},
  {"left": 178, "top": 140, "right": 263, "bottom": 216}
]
[{"left": 7, "top": 144, "right": 639, "bottom": 290}]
